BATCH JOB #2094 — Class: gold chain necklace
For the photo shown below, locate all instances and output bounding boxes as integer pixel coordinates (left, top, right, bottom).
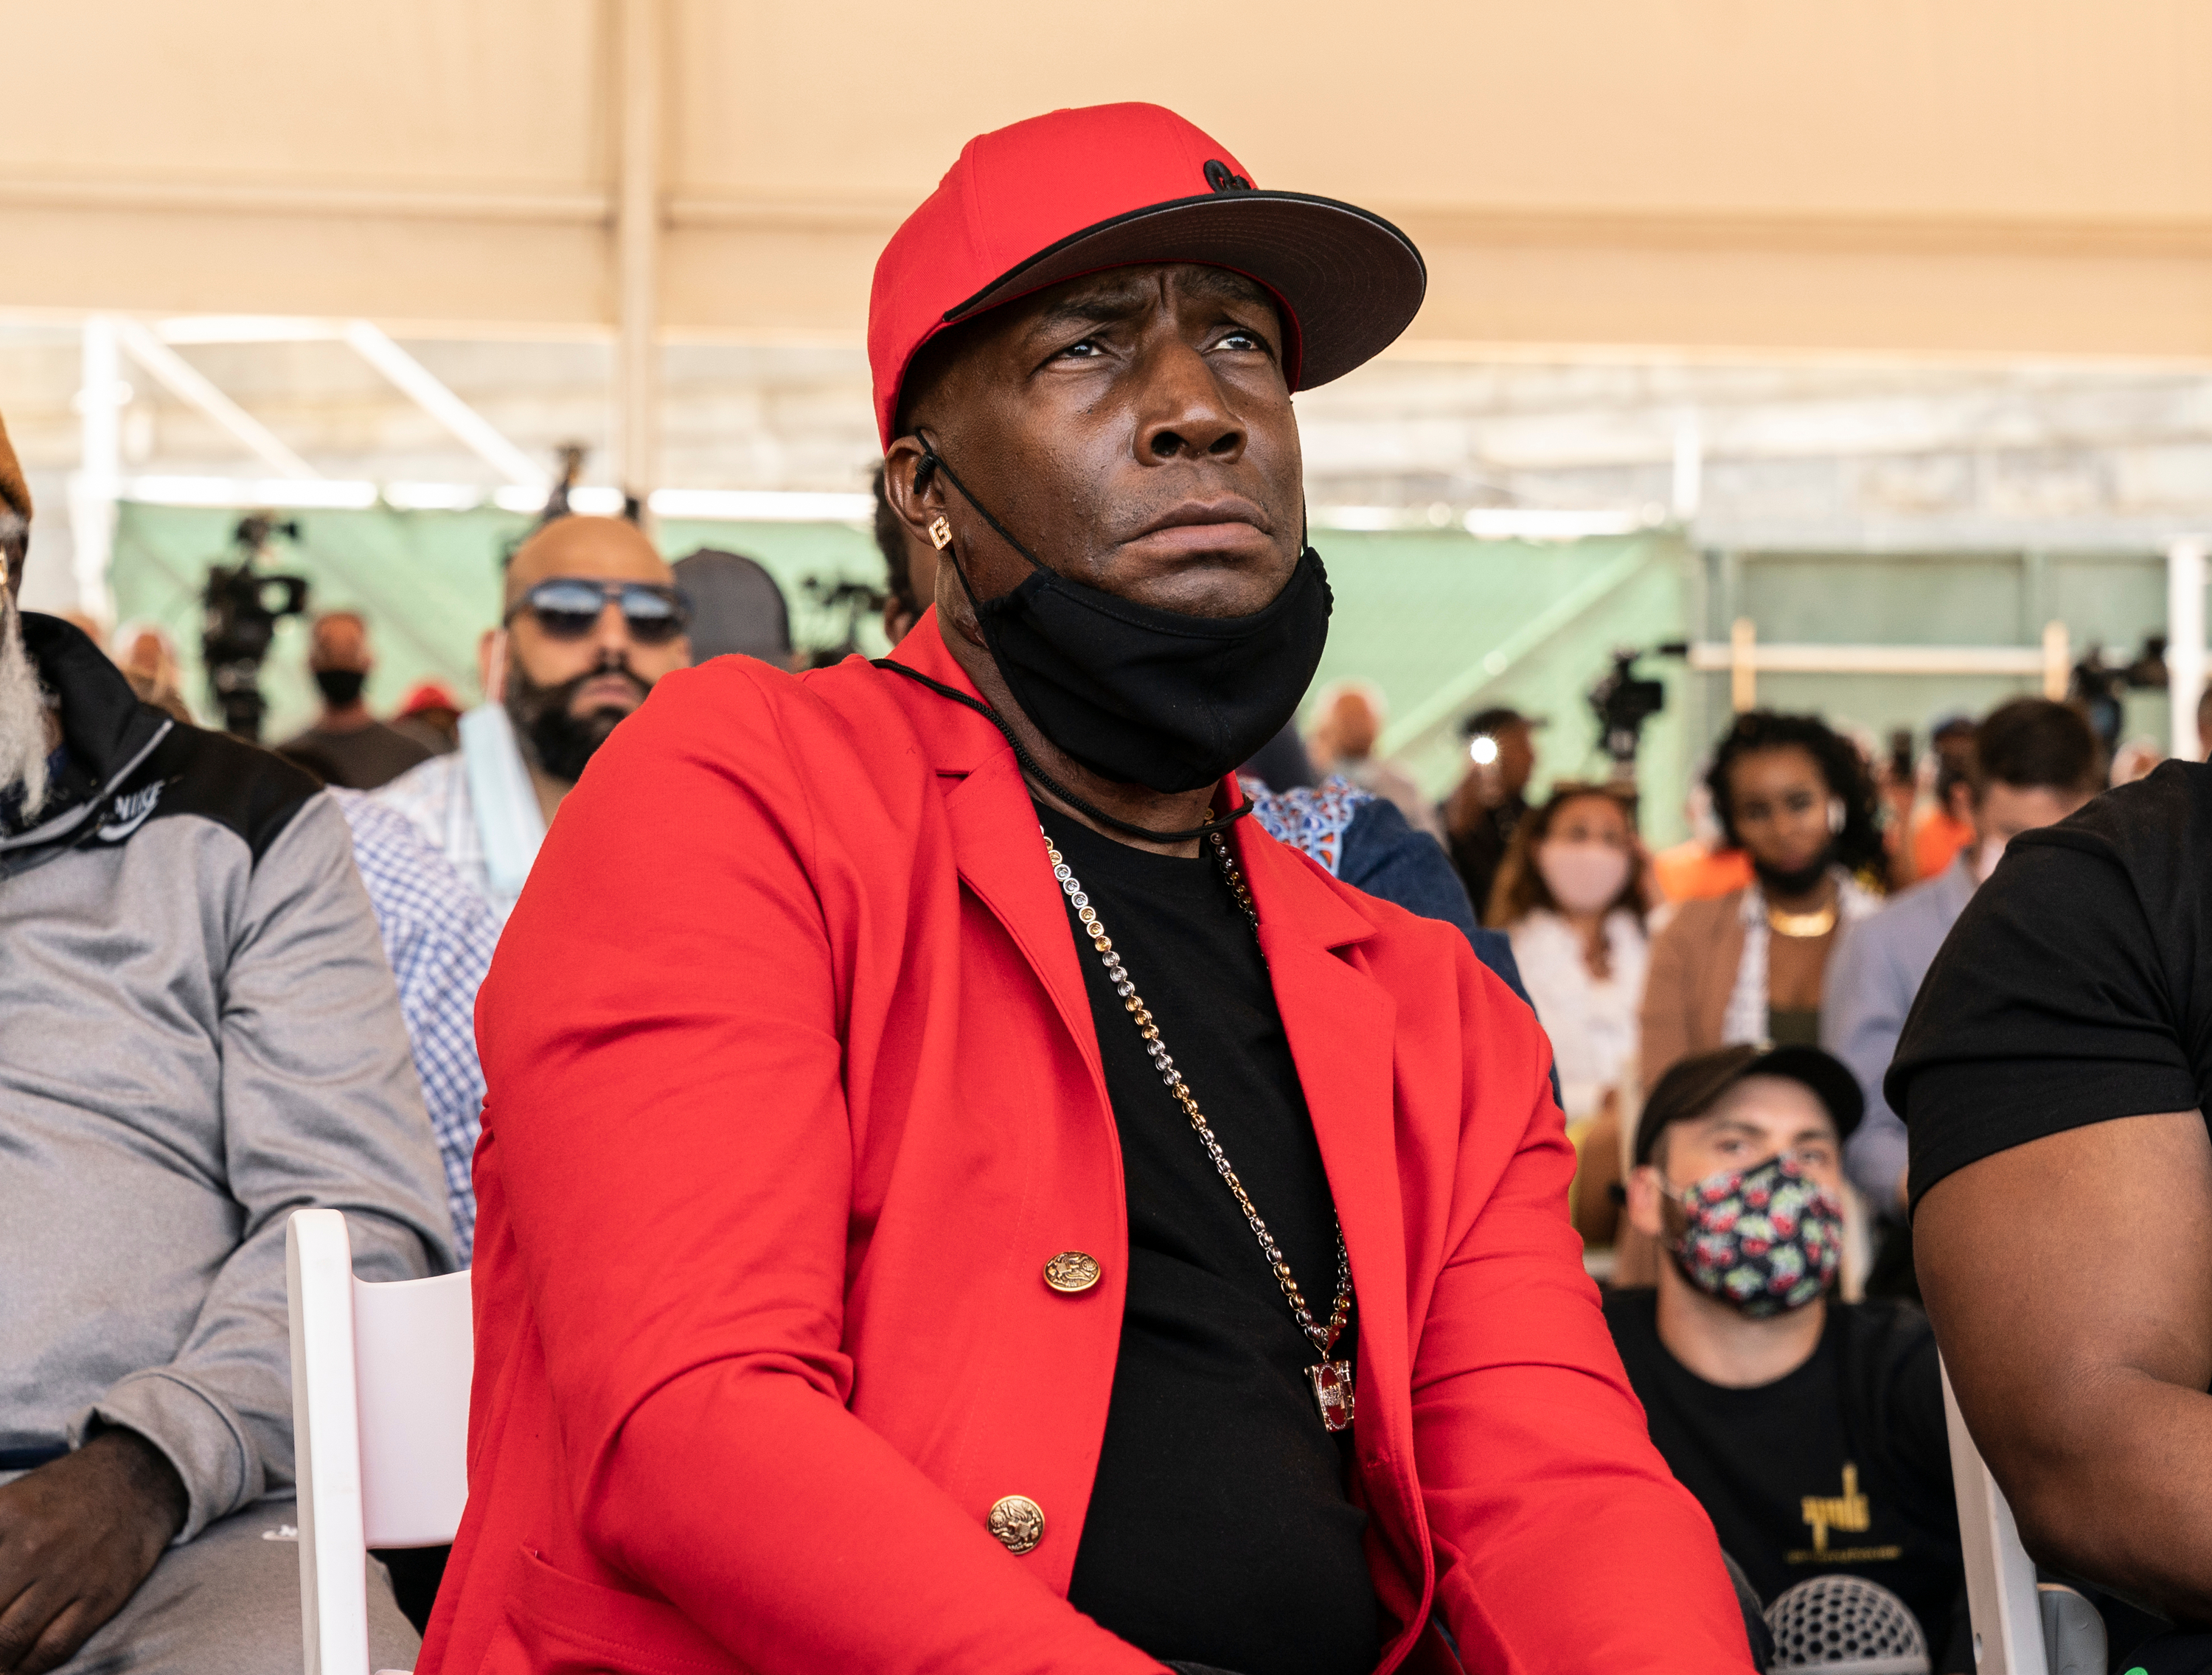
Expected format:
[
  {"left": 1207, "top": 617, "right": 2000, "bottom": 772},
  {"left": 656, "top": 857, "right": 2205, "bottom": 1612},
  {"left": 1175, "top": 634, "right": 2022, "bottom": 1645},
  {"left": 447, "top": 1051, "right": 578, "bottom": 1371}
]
[{"left": 1041, "top": 823, "right": 1357, "bottom": 1432}]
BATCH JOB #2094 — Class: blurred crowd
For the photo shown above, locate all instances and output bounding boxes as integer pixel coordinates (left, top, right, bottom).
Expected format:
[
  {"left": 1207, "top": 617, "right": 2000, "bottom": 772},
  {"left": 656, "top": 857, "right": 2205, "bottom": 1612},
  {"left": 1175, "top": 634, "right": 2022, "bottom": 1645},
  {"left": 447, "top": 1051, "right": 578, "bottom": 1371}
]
[{"left": 0, "top": 381, "right": 2199, "bottom": 1672}]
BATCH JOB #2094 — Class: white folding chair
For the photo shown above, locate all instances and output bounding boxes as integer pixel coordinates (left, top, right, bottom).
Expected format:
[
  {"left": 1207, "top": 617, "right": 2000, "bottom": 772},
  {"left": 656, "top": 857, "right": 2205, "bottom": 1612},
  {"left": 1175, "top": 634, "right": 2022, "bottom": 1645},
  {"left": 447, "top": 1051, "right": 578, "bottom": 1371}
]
[
  {"left": 287, "top": 1208, "right": 473, "bottom": 1675},
  {"left": 1941, "top": 1358, "right": 2106, "bottom": 1675}
]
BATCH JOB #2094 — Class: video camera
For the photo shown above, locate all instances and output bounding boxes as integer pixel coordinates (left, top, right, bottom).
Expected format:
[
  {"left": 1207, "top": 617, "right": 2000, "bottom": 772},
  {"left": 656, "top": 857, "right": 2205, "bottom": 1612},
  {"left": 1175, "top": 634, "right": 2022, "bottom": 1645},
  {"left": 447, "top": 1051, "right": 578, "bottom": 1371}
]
[
  {"left": 798, "top": 574, "right": 888, "bottom": 669},
  {"left": 201, "top": 514, "right": 310, "bottom": 740},
  {"left": 1588, "top": 643, "right": 1687, "bottom": 773},
  {"left": 2068, "top": 635, "right": 2167, "bottom": 756}
]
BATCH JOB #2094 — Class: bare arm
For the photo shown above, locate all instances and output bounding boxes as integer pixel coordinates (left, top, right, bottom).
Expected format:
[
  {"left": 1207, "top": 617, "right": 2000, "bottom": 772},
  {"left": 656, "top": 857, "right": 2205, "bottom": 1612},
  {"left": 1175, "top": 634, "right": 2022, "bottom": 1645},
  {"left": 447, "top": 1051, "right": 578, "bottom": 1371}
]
[{"left": 1916, "top": 1109, "right": 2212, "bottom": 1620}]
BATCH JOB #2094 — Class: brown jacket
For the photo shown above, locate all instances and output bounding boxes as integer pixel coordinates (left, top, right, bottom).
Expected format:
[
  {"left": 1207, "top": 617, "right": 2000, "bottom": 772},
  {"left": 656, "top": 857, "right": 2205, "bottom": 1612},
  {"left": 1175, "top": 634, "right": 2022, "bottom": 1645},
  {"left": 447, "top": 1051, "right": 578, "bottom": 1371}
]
[{"left": 1638, "top": 888, "right": 1750, "bottom": 1088}]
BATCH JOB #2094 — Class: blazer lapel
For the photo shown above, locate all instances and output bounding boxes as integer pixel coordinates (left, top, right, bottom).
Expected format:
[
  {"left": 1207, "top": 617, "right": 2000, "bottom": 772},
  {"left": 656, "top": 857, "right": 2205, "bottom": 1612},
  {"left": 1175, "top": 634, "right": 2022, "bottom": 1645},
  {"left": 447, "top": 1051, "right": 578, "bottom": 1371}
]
[
  {"left": 1232, "top": 821, "right": 1416, "bottom": 1477},
  {"left": 942, "top": 753, "right": 1106, "bottom": 1087},
  {"left": 877, "top": 618, "right": 1105, "bottom": 1087}
]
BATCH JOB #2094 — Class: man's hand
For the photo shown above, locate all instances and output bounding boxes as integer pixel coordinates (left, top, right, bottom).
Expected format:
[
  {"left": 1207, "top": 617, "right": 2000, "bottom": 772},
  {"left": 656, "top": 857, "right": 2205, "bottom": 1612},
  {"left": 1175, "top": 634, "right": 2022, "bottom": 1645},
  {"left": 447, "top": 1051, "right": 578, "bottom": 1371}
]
[{"left": 0, "top": 1429, "right": 187, "bottom": 1674}]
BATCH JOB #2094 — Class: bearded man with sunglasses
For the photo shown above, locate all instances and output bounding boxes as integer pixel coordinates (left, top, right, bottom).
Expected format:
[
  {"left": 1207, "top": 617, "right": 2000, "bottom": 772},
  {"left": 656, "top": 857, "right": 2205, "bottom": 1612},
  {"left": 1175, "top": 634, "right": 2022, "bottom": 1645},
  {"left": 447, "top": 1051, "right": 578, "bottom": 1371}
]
[
  {"left": 422, "top": 105, "right": 1750, "bottom": 1675},
  {"left": 379, "top": 514, "right": 691, "bottom": 926}
]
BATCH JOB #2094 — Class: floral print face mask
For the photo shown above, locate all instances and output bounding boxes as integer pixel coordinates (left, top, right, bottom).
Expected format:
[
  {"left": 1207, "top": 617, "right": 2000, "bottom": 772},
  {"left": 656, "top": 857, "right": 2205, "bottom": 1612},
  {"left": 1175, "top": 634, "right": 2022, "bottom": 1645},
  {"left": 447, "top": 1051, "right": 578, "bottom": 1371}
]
[{"left": 1665, "top": 1152, "right": 1843, "bottom": 1318}]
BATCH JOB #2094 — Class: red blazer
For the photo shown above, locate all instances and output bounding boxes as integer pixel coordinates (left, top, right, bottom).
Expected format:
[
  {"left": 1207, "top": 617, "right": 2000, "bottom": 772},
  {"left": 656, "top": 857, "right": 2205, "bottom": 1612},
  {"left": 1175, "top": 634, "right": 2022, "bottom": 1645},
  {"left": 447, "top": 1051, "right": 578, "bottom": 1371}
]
[{"left": 420, "top": 616, "right": 1750, "bottom": 1675}]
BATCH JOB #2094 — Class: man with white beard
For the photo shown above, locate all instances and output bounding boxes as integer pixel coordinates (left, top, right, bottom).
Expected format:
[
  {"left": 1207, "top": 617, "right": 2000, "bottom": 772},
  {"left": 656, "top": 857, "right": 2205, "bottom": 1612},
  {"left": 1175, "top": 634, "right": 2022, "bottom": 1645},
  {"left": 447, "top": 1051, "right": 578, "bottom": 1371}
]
[{"left": 0, "top": 413, "right": 451, "bottom": 1675}]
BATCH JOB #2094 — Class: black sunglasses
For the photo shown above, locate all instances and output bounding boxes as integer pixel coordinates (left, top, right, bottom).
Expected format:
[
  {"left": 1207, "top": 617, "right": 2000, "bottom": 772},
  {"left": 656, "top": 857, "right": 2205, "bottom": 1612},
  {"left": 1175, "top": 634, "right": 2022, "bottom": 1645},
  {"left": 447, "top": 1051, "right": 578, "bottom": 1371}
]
[{"left": 505, "top": 579, "right": 692, "bottom": 645}]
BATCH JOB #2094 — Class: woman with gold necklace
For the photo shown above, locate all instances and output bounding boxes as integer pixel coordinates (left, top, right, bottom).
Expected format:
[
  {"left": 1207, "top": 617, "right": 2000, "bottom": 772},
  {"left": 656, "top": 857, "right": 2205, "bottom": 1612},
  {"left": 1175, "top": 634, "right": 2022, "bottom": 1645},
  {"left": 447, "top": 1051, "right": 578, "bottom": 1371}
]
[{"left": 1639, "top": 711, "right": 1885, "bottom": 1087}]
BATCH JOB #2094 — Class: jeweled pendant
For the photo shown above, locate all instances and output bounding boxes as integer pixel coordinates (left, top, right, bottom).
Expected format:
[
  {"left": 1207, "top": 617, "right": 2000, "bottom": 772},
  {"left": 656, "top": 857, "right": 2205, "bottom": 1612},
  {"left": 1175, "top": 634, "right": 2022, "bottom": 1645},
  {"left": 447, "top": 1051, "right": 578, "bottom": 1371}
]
[{"left": 1307, "top": 1359, "right": 1355, "bottom": 1432}]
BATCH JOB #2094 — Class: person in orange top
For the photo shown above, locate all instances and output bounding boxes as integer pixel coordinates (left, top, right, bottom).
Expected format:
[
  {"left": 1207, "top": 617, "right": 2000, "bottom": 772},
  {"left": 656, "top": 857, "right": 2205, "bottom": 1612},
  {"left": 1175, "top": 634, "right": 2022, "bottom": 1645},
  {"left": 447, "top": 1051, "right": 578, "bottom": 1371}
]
[
  {"left": 1652, "top": 774, "right": 1754, "bottom": 903},
  {"left": 1906, "top": 715, "right": 1978, "bottom": 882},
  {"left": 420, "top": 103, "right": 1753, "bottom": 1675},
  {"left": 1654, "top": 840, "right": 1755, "bottom": 903}
]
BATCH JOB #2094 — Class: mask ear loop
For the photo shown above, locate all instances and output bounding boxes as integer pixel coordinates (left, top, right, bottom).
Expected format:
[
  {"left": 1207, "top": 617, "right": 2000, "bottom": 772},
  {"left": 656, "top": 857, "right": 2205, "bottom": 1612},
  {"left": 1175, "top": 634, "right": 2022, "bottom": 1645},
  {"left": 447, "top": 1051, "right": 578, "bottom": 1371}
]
[
  {"left": 881, "top": 432, "right": 1253, "bottom": 847},
  {"left": 913, "top": 431, "right": 1052, "bottom": 581}
]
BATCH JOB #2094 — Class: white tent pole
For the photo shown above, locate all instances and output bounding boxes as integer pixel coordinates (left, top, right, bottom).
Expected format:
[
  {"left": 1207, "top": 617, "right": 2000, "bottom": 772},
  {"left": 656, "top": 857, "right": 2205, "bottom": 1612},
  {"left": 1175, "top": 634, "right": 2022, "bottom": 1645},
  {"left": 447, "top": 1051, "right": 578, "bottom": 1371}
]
[
  {"left": 1671, "top": 414, "right": 1703, "bottom": 525},
  {"left": 115, "top": 318, "right": 319, "bottom": 478},
  {"left": 2168, "top": 537, "right": 2206, "bottom": 762},
  {"left": 615, "top": 0, "right": 664, "bottom": 506},
  {"left": 341, "top": 321, "right": 546, "bottom": 491},
  {"left": 69, "top": 316, "right": 123, "bottom": 620}
]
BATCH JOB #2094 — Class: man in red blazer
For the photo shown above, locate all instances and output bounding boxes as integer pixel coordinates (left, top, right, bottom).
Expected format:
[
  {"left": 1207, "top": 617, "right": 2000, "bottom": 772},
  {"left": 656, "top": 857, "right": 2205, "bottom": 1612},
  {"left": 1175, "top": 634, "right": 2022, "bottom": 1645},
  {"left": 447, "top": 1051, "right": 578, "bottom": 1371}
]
[{"left": 421, "top": 103, "right": 1753, "bottom": 1675}]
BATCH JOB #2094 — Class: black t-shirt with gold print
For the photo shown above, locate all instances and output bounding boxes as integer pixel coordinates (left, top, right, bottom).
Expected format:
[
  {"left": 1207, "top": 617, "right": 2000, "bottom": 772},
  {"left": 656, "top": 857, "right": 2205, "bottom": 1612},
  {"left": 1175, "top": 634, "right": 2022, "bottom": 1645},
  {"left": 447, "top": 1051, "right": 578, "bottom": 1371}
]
[{"left": 1604, "top": 1289, "right": 1966, "bottom": 1668}]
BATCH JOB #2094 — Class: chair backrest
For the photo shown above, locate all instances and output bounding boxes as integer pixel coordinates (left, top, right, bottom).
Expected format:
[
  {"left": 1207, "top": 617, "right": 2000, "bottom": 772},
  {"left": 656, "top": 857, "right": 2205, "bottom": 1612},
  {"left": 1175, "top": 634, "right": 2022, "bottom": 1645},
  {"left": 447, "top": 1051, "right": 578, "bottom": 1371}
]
[
  {"left": 1939, "top": 1358, "right": 2045, "bottom": 1675},
  {"left": 288, "top": 1208, "right": 473, "bottom": 1675}
]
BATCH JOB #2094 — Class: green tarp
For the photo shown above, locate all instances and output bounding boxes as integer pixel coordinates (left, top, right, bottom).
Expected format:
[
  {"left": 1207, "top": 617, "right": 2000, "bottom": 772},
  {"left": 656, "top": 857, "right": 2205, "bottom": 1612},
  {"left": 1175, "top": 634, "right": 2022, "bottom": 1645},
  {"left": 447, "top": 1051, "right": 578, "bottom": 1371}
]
[{"left": 108, "top": 502, "right": 1700, "bottom": 842}]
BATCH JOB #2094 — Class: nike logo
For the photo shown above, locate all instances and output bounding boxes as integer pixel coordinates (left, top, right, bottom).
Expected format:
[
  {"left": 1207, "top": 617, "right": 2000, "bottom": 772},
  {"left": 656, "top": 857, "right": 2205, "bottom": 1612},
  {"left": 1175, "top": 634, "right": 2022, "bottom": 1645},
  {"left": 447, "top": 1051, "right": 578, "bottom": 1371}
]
[{"left": 97, "top": 782, "right": 164, "bottom": 842}]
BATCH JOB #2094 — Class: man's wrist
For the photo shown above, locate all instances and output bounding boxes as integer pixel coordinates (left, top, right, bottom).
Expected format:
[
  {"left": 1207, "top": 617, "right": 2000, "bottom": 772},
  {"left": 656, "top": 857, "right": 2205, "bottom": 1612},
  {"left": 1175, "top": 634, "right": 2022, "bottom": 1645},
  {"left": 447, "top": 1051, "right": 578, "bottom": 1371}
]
[{"left": 84, "top": 1426, "right": 189, "bottom": 1543}]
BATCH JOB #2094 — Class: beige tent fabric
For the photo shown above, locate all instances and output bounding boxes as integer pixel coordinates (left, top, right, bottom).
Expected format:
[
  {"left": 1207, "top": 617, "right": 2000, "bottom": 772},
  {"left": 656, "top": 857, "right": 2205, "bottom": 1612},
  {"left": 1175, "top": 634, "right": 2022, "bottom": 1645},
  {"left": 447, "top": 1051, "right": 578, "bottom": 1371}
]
[{"left": 6, "top": 1, "right": 2212, "bottom": 357}]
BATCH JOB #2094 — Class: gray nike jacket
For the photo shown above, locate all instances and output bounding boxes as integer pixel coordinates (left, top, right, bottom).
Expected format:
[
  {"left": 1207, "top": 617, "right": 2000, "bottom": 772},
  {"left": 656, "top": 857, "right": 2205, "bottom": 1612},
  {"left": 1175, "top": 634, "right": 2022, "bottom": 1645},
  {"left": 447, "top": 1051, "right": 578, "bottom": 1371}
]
[{"left": 1, "top": 613, "right": 453, "bottom": 1539}]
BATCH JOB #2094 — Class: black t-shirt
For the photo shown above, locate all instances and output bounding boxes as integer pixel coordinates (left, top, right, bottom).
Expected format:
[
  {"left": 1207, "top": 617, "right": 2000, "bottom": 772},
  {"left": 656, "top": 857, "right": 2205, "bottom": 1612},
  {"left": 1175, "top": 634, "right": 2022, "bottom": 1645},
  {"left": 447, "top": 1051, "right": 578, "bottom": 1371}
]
[
  {"left": 1604, "top": 1290, "right": 1966, "bottom": 1665},
  {"left": 1888, "top": 762, "right": 2212, "bottom": 1207},
  {"left": 276, "top": 720, "right": 432, "bottom": 791},
  {"left": 1443, "top": 793, "right": 1525, "bottom": 922},
  {"left": 1038, "top": 808, "right": 1380, "bottom": 1675}
]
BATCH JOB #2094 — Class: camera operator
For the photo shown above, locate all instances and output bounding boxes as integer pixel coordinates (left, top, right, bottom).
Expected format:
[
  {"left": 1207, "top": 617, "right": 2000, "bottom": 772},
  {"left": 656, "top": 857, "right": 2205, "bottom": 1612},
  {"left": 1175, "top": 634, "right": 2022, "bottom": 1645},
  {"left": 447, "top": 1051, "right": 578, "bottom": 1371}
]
[
  {"left": 378, "top": 514, "right": 692, "bottom": 925},
  {"left": 276, "top": 610, "right": 433, "bottom": 790},
  {"left": 0, "top": 410, "right": 449, "bottom": 1675},
  {"left": 1440, "top": 704, "right": 1540, "bottom": 916}
]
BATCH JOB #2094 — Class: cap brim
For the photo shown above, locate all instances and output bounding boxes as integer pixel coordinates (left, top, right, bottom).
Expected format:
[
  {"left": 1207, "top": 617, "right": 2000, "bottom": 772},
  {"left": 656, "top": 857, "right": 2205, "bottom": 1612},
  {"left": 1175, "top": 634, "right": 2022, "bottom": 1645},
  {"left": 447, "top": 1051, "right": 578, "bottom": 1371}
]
[{"left": 943, "top": 191, "right": 1427, "bottom": 391}]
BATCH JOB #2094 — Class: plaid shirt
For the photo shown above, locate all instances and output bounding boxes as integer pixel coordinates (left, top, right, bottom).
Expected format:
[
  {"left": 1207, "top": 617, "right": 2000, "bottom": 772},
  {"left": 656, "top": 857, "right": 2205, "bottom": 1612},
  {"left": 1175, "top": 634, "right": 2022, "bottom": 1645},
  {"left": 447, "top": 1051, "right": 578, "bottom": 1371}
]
[
  {"left": 376, "top": 748, "right": 508, "bottom": 923},
  {"left": 331, "top": 788, "right": 495, "bottom": 1262}
]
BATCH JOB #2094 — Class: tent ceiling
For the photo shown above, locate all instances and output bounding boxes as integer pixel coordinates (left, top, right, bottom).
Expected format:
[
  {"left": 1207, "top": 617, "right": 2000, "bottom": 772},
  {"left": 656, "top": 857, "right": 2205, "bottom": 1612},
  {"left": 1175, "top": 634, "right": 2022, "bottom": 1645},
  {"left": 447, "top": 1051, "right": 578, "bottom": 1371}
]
[{"left": 6, "top": 0, "right": 2212, "bottom": 358}]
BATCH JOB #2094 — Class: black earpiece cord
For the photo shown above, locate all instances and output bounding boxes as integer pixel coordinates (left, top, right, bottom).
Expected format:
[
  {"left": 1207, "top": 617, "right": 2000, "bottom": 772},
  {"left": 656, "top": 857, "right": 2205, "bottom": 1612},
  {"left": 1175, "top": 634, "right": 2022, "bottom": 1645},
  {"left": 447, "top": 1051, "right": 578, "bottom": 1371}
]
[
  {"left": 895, "top": 429, "right": 1253, "bottom": 841},
  {"left": 871, "top": 659, "right": 1253, "bottom": 844},
  {"left": 911, "top": 433, "right": 1051, "bottom": 579}
]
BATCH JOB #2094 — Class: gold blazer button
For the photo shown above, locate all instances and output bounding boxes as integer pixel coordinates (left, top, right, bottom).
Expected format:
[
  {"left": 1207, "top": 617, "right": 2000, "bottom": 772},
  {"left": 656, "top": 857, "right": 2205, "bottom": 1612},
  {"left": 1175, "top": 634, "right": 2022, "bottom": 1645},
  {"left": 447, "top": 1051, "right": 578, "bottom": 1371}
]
[
  {"left": 987, "top": 1495, "right": 1046, "bottom": 1555},
  {"left": 1042, "top": 1251, "right": 1102, "bottom": 1293}
]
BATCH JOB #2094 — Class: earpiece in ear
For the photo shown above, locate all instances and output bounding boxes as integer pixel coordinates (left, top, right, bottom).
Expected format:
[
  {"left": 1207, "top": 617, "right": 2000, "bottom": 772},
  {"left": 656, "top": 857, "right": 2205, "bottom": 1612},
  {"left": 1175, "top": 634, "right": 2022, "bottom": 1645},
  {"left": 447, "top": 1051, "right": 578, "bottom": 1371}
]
[
  {"left": 1827, "top": 797, "right": 1846, "bottom": 835},
  {"left": 928, "top": 516, "right": 953, "bottom": 551}
]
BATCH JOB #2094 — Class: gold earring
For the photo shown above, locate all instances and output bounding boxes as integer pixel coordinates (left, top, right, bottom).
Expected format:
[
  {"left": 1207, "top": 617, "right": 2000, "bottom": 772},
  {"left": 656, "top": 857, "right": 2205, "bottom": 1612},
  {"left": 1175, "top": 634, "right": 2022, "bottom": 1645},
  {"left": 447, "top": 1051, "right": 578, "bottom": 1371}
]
[{"left": 928, "top": 516, "right": 953, "bottom": 551}]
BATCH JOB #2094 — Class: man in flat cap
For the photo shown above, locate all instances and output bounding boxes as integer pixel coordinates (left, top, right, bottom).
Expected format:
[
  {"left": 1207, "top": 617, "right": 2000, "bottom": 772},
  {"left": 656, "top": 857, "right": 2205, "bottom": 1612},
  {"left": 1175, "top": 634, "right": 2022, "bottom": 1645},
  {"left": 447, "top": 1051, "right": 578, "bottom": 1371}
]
[
  {"left": 0, "top": 414, "right": 450, "bottom": 1675},
  {"left": 425, "top": 105, "right": 1750, "bottom": 1675}
]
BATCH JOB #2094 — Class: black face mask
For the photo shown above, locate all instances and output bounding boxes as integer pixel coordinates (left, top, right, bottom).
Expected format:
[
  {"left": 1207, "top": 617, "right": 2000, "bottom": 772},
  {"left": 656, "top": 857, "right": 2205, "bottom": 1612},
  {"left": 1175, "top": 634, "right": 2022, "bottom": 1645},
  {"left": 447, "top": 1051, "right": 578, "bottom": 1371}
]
[
  {"left": 1753, "top": 850, "right": 1833, "bottom": 898},
  {"left": 314, "top": 668, "right": 366, "bottom": 709},
  {"left": 919, "top": 442, "right": 1331, "bottom": 795}
]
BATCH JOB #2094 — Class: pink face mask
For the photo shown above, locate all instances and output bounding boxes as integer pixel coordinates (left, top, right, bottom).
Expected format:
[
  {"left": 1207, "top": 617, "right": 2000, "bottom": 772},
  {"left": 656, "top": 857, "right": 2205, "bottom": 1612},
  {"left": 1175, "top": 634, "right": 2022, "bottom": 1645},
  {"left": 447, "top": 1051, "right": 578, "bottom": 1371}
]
[{"left": 1535, "top": 840, "right": 1632, "bottom": 914}]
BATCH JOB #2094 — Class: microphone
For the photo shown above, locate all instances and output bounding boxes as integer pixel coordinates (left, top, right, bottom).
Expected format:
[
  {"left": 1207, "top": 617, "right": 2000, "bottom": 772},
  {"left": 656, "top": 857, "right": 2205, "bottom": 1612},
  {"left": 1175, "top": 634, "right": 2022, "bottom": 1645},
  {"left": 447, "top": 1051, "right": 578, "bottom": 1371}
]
[{"left": 1764, "top": 1575, "right": 1930, "bottom": 1675}]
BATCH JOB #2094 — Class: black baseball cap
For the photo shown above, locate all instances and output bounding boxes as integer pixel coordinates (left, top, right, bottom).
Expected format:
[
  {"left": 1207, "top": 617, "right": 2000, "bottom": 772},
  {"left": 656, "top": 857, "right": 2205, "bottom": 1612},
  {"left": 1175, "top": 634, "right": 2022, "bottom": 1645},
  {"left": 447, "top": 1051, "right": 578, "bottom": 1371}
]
[
  {"left": 1462, "top": 706, "right": 1546, "bottom": 736},
  {"left": 1633, "top": 1044, "right": 1864, "bottom": 1167}
]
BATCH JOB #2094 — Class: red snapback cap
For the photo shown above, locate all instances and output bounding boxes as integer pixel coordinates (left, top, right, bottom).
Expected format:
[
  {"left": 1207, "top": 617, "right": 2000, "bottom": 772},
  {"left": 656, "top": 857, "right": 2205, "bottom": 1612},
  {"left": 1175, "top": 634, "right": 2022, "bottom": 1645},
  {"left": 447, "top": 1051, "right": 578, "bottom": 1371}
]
[
  {"left": 399, "top": 678, "right": 461, "bottom": 716},
  {"left": 867, "top": 102, "right": 1426, "bottom": 450}
]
